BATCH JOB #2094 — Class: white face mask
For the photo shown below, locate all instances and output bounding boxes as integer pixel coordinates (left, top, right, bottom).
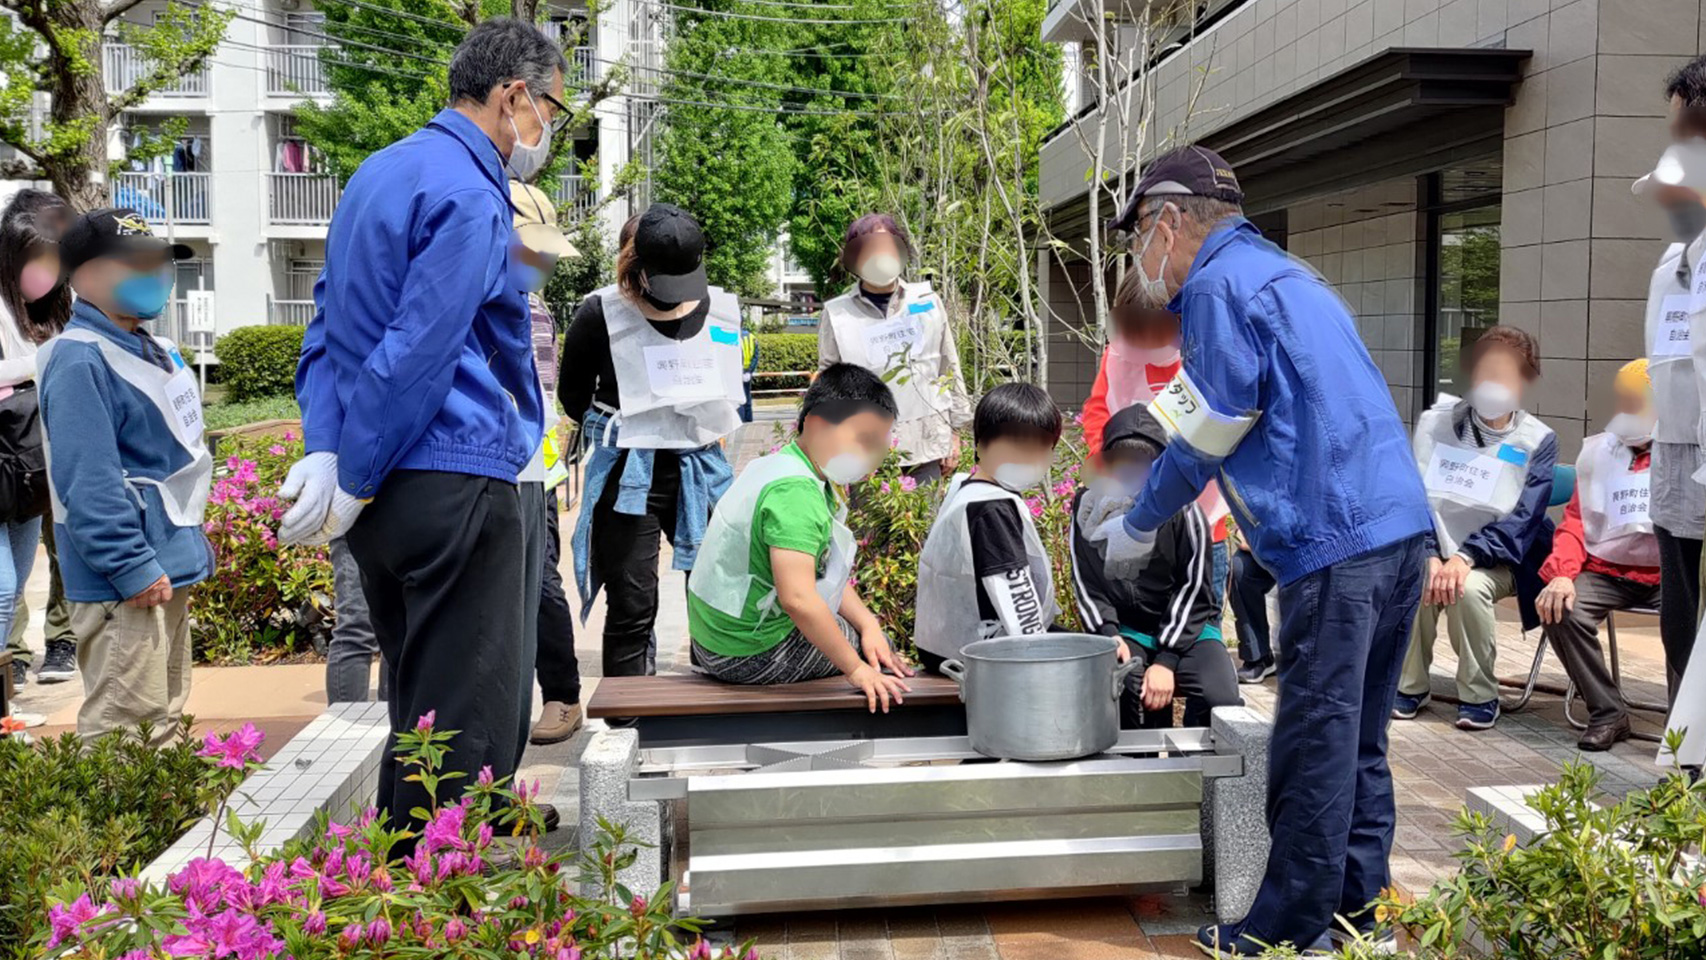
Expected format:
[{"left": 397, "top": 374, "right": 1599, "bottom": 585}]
[
  {"left": 1087, "top": 475, "right": 1125, "bottom": 499},
  {"left": 993, "top": 461, "right": 1048, "bottom": 492},
  {"left": 858, "top": 252, "right": 902, "bottom": 288},
  {"left": 1469, "top": 381, "right": 1519, "bottom": 420},
  {"left": 1606, "top": 411, "right": 1655, "bottom": 446},
  {"left": 1132, "top": 206, "right": 1175, "bottom": 309},
  {"left": 506, "top": 90, "right": 550, "bottom": 181},
  {"left": 822, "top": 450, "right": 873, "bottom": 485}
]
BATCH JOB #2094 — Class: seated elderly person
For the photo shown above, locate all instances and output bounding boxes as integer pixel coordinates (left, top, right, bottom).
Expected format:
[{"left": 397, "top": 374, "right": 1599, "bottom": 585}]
[
  {"left": 1395, "top": 325, "right": 1557, "bottom": 732},
  {"left": 1536, "top": 360, "right": 1661, "bottom": 751}
]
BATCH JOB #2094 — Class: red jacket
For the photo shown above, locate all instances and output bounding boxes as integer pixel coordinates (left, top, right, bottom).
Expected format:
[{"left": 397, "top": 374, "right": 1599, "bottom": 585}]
[
  {"left": 1537, "top": 449, "right": 1661, "bottom": 587},
  {"left": 1082, "top": 347, "right": 1230, "bottom": 544}
]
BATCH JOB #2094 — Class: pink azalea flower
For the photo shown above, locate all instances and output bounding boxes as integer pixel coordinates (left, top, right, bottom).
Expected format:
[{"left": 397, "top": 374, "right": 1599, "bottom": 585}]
[
  {"left": 415, "top": 709, "right": 436, "bottom": 731},
  {"left": 199, "top": 723, "right": 265, "bottom": 769},
  {"left": 366, "top": 917, "right": 392, "bottom": 946},
  {"left": 339, "top": 924, "right": 362, "bottom": 949},
  {"left": 302, "top": 911, "right": 327, "bottom": 936},
  {"left": 443, "top": 917, "right": 468, "bottom": 943},
  {"left": 46, "top": 894, "right": 102, "bottom": 948},
  {"left": 476, "top": 764, "right": 494, "bottom": 787},
  {"left": 899, "top": 476, "right": 917, "bottom": 492},
  {"left": 282, "top": 430, "right": 295, "bottom": 441},
  {"left": 267, "top": 444, "right": 286, "bottom": 456}
]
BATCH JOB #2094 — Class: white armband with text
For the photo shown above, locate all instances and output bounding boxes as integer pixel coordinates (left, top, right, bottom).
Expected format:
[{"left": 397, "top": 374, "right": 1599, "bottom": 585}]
[{"left": 1148, "top": 367, "right": 1260, "bottom": 459}]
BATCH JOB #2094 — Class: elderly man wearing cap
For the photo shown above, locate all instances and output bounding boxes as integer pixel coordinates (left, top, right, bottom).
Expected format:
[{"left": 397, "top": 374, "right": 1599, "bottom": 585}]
[
  {"left": 36, "top": 207, "right": 209, "bottom": 745},
  {"left": 508, "top": 179, "right": 585, "bottom": 747},
  {"left": 1090, "top": 145, "right": 1432, "bottom": 954},
  {"left": 280, "top": 18, "right": 563, "bottom": 832}
]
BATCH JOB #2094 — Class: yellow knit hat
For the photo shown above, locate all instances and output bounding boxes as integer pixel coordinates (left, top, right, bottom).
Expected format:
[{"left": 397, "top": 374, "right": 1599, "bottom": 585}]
[{"left": 1615, "top": 358, "right": 1650, "bottom": 395}]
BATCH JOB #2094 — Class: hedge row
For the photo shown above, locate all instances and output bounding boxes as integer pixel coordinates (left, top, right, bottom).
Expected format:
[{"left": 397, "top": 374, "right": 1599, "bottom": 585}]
[{"left": 215, "top": 325, "right": 305, "bottom": 402}]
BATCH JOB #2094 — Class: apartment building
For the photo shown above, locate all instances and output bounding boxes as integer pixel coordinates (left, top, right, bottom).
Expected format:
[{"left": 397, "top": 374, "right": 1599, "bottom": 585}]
[
  {"left": 1038, "top": 0, "right": 1706, "bottom": 461},
  {"left": 0, "top": 0, "right": 667, "bottom": 349}
]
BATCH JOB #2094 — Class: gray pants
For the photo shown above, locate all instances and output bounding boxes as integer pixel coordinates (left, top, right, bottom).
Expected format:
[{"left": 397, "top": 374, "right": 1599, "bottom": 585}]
[
  {"left": 1542, "top": 569, "right": 1662, "bottom": 727},
  {"left": 325, "top": 537, "right": 386, "bottom": 702},
  {"left": 691, "top": 615, "right": 861, "bottom": 684}
]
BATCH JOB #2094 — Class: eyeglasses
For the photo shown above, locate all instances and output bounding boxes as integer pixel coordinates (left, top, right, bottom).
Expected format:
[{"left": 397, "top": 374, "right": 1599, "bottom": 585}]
[{"left": 527, "top": 85, "right": 574, "bottom": 138}]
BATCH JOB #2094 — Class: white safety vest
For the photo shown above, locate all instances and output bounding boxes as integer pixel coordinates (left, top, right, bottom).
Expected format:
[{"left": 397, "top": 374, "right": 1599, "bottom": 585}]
[
  {"left": 38, "top": 328, "right": 212, "bottom": 528},
  {"left": 597, "top": 284, "right": 744, "bottom": 450},
  {"left": 914, "top": 474, "right": 1058, "bottom": 662},
  {"left": 1647, "top": 243, "right": 1695, "bottom": 445},
  {"left": 821, "top": 281, "right": 953, "bottom": 426},
  {"left": 1574, "top": 432, "right": 1659, "bottom": 568},
  {"left": 1412, "top": 395, "right": 1552, "bottom": 559},
  {"left": 687, "top": 449, "right": 855, "bottom": 625}
]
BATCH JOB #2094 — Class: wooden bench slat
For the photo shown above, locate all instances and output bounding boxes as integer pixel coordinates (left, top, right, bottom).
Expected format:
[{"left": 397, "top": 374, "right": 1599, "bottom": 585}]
[{"left": 586, "top": 674, "right": 963, "bottom": 719}]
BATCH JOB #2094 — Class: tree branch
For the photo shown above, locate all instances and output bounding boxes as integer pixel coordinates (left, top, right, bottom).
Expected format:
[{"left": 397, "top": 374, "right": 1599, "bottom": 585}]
[{"left": 102, "top": 0, "right": 150, "bottom": 25}]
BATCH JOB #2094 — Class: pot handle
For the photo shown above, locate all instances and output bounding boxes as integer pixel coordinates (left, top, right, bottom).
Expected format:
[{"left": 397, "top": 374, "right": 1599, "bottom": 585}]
[
  {"left": 939, "top": 659, "right": 966, "bottom": 701},
  {"left": 1111, "top": 655, "right": 1142, "bottom": 700}
]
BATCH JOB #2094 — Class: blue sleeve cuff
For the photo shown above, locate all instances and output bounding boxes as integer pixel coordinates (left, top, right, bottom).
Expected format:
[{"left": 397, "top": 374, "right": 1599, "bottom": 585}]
[{"left": 108, "top": 556, "right": 167, "bottom": 601}]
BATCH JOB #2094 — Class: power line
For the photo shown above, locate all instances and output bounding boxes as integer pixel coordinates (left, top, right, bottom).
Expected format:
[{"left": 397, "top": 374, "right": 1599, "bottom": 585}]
[{"left": 650, "top": 1, "right": 911, "bottom": 25}]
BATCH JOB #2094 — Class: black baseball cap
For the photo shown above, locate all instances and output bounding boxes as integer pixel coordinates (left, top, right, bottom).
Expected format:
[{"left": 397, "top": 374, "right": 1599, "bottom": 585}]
[
  {"left": 1108, "top": 145, "right": 1244, "bottom": 233},
  {"left": 633, "top": 203, "right": 708, "bottom": 303},
  {"left": 1102, "top": 403, "right": 1167, "bottom": 456},
  {"left": 60, "top": 207, "right": 194, "bottom": 275}
]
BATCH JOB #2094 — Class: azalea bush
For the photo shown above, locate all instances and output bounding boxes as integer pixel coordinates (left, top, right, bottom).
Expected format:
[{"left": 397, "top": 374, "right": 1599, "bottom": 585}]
[
  {"left": 193, "top": 432, "right": 334, "bottom": 664},
  {"left": 40, "top": 714, "right": 757, "bottom": 960},
  {"left": 0, "top": 721, "right": 236, "bottom": 960},
  {"left": 1304, "top": 747, "right": 1706, "bottom": 960}
]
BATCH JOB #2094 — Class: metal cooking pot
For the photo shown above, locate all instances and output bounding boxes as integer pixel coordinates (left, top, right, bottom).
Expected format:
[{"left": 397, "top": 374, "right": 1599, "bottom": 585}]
[{"left": 940, "top": 633, "right": 1141, "bottom": 761}]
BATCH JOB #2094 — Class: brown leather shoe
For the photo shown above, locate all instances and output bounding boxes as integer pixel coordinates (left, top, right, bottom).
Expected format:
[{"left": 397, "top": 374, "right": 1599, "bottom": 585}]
[
  {"left": 529, "top": 701, "right": 584, "bottom": 745},
  {"left": 1577, "top": 716, "right": 1631, "bottom": 752}
]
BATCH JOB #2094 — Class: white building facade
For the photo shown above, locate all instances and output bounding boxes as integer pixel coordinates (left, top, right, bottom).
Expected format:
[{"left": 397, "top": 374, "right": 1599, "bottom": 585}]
[{"left": 6, "top": 0, "right": 668, "bottom": 350}]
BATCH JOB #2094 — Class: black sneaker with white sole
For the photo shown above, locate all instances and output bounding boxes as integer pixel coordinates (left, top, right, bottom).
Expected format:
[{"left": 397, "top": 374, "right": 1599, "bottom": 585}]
[
  {"left": 8, "top": 657, "right": 25, "bottom": 689},
  {"left": 1236, "top": 660, "right": 1276, "bottom": 684},
  {"left": 35, "top": 639, "right": 76, "bottom": 683}
]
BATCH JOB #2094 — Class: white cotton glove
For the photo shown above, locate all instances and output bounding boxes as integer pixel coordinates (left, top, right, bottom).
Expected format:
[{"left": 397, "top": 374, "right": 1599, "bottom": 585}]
[
  {"left": 319, "top": 488, "right": 367, "bottom": 544},
  {"left": 277, "top": 452, "right": 340, "bottom": 546},
  {"left": 1092, "top": 516, "right": 1157, "bottom": 571}
]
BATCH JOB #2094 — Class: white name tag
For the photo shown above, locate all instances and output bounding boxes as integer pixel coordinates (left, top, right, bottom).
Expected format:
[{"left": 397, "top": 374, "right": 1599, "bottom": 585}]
[
  {"left": 862, "top": 316, "right": 922, "bottom": 366},
  {"left": 1422, "top": 442, "right": 1502, "bottom": 505},
  {"left": 1657, "top": 293, "right": 1693, "bottom": 357},
  {"left": 642, "top": 342, "right": 722, "bottom": 400},
  {"left": 163, "top": 365, "right": 203, "bottom": 448},
  {"left": 1605, "top": 468, "right": 1651, "bottom": 529}
]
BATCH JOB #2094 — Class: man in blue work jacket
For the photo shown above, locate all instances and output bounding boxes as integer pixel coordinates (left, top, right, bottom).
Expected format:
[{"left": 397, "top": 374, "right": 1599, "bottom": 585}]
[
  {"left": 1091, "top": 147, "right": 1433, "bottom": 954},
  {"left": 277, "top": 18, "right": 564, "bottom": 835}
]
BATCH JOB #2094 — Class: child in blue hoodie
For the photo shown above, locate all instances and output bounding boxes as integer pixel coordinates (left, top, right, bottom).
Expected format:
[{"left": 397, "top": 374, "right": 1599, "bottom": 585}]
[{"left": 38, "top": 208, "right": 212, "bottom": 745}]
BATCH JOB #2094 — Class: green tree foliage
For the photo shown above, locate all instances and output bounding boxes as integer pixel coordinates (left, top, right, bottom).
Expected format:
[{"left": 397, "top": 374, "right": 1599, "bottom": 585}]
[
  {"left": 293, "top": 0, "right": 622, "bottom": 192},
  {"left": 0, "top": 0, "right": 231, "bottom": 210},
  {"left": 650, "top": 1, "right": 801, "bottom": 298}
]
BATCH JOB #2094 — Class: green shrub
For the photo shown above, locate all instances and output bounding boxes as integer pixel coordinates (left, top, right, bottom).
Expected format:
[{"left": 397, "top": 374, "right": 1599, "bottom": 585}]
[
  {"left": 214, "top": 325, "right": 303, "bottom": 402},
  {"left": 753, "top": 332, "right": 818, "bottom": 390},
  {"left": 1344, "top": 751, "right": 1706, "bottom": 960},
  {"left": 194, "top": 432, "right": 333, "bottom": 664},
  {"left": 0, "top": 721, "right": 230, "bottom": 960}
]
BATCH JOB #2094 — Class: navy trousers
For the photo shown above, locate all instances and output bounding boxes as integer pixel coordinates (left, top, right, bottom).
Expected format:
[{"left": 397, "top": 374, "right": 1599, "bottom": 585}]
[{"left": 1236, "top": 534, "right": 1426, "bottom": 947}]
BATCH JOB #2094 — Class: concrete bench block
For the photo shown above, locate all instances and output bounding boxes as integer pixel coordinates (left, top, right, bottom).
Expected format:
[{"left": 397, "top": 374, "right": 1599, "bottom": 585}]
[
  {"left": 143, "top": 700, "right": 391, "bottom": 882},
  {"left": 577, "top": 727, "right": 662, "bottom": 901},
  {"left": 1466, "top": 785, "right": 1548, "bottom": 847},
  {"left": 1206, "top": 705, "right": 1273, "bottom": 924}
]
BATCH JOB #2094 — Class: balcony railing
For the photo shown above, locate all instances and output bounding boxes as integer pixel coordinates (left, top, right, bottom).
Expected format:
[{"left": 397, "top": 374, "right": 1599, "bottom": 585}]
[
  {"left": 554, "top": 174, "right": 598, "bottom": 221},
  {"left": 572, "top": 45, "right": 596, "bottom": 82},
  {"left": 268, "top": 172, "right": 340, "bottom": 226},
  {"left": 103, "top": 43, "right": 209, "bottom": 96},
  {"left": 113, "top": 172, "right": 211, "bottom": 225},
  {"left": 268, "top": 299, "right": 316, "bottom": 326},
  {"left": 266, "top": 45, "right": 328, "bottom": 96}
]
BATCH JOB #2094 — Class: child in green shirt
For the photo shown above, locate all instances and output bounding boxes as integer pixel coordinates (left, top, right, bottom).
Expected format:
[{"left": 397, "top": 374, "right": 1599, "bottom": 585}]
[{"left": 688, "top": 363, "right": 914, "bottom": 711}]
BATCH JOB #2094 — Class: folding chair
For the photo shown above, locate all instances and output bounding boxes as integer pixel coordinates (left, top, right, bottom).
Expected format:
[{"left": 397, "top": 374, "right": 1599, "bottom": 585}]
[{"left": 1502, "top": 465, "right": 1575, "bottom": 714}]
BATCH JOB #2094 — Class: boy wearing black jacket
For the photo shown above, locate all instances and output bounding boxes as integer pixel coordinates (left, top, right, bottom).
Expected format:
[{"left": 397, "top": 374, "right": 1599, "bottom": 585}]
[{"left": 1072, "top": 405, "right": 1241, "bottom": 728}]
